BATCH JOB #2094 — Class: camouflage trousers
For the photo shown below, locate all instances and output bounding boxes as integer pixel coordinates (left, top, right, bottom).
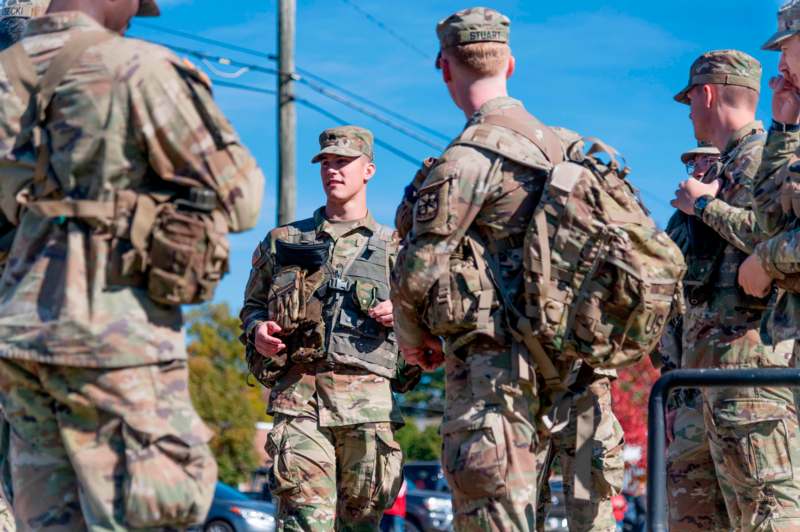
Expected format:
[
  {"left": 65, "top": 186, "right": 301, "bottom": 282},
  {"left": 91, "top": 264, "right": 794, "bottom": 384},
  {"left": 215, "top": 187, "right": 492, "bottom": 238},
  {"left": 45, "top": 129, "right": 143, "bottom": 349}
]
[
  {"left": 536, "top": 378, "right": 625, "bottom": 532},
  {"left": 702, "top": 383, "right": 800, "bottom": 531},
  {"left": 0, "top": 358, "right": 217, "bottom": 531},
  {"left": 666, "top": 389, "right": 729, "bottom": 531},
  {"left": 441, "top": 340, "right": 539, "bottom": 532},
  {"left": 267, "top": 408, "right": 404, "bottom": 531},
  {"left": 0, "top": 413, "right": 14, "bottom": 532}
]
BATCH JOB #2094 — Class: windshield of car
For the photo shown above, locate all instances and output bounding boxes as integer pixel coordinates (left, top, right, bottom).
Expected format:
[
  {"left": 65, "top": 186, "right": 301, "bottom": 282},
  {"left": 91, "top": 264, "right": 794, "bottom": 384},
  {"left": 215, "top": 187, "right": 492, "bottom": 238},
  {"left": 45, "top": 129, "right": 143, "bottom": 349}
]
[{"left": 215, "top": 482, "right": 250, "bottom": 501}]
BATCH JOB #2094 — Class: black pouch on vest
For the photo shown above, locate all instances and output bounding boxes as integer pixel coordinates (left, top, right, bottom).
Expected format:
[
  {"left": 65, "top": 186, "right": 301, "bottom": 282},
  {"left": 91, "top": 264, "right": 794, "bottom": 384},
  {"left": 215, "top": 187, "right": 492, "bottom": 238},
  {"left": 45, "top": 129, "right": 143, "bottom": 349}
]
[
  {"left": 684, "top": 216, "right": 726, "bottom": 306},
  {"left": 275, "top": 240, "right": 330, "bottom": 270}
]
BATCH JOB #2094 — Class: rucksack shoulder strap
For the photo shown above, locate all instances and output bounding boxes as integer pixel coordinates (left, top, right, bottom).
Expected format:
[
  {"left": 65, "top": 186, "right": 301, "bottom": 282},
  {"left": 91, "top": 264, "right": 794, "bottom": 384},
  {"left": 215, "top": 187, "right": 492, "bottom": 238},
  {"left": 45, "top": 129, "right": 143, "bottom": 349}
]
[
  {"left": 480, "top": 106, "right": 565, "bottom": 165},
  {"left": 35, "top": 30, "right": 114, "bottom": 122},
  {"left": 0, "top": 42, "right": 37, "bottom": 114}
]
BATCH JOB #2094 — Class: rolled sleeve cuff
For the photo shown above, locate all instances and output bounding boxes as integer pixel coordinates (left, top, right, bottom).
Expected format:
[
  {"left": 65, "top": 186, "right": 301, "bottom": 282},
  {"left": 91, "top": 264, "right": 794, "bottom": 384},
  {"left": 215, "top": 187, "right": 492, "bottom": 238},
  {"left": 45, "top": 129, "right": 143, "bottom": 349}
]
[
  {"left": 755, "top": 240, "right": 788, "bottom": 279},
  {"left": 393, "top": 301, "right": 426, "bottom": 348}
]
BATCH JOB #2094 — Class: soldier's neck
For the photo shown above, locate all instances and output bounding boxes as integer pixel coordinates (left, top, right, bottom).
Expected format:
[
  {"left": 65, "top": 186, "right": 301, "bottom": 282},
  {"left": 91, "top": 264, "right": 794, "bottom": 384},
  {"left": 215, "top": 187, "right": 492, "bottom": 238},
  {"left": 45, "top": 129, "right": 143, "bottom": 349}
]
[
  {"left": 458, "top": 78, "right": 509, "bottom": 118},
  {"left": 325, "top": 194, "right": 368, "bottom": 223},
  {"left": 711, "top": 110, "right": 756, "bottom": 153}
]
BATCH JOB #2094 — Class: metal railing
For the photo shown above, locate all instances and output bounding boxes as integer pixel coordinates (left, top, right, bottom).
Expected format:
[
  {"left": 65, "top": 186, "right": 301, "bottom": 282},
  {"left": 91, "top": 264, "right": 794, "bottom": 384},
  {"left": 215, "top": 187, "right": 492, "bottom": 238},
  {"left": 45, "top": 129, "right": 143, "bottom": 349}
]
[{"left": 646, "top": 368, "right": 800, "bottom": 532}]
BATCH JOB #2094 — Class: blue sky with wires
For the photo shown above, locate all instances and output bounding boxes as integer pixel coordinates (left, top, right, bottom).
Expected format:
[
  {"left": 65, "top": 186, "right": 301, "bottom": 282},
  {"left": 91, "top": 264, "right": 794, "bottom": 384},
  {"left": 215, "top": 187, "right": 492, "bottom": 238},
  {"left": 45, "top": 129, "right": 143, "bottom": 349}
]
[{"left": 130, "top": 0, "right": 784, "bottom": 309}]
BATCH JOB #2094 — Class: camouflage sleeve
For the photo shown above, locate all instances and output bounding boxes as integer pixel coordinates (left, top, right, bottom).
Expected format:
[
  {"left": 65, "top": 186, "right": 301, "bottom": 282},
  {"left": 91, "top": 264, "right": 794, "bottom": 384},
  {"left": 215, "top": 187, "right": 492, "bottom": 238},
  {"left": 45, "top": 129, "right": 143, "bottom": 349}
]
[
  {"left": 700, "top": 144, "right": 767, "bottom": 254},
  {"left": 130, "top": 50, "right": 265, "bottom": 233},
  {"left": 240, "top": 232, "right": 276, "bottom": 343},
  {"left": 0, "top": 60, "right": 25, "bottom": 158},
  {"left": 752, "top": 129, "right": 800, "bottom": 237},
  {"left": 390, "top": 145, "right": 494, "bottom": 347},
  {"left": 755, "top": 228, "right": 800, "bottom": 277},
  {"left": 700, "top": 198, "right": 761, "bottom": 254}
]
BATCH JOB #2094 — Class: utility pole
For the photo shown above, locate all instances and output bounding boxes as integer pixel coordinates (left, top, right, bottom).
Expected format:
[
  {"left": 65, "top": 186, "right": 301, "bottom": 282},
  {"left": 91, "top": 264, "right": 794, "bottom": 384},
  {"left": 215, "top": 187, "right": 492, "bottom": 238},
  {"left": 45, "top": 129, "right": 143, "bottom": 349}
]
[{"left": 277, "top": 0, "right": 296, "bottom": 225}]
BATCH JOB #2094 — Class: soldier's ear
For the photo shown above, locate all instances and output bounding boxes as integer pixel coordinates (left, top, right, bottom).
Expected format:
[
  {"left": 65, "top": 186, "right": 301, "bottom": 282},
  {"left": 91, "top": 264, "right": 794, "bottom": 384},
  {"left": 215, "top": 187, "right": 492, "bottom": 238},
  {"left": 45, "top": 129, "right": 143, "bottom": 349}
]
[
  {"left": 702, "top": 84, "right": 715, "bottom": 109},
  {"left": 506, "top": 55, "right": 515, "bottom": 79},
  {"left": 364, "top": 161, "right": 376, "bottom": 183},
  {"left": 441, "top": 58, "right": 453, "bottom": 83}
]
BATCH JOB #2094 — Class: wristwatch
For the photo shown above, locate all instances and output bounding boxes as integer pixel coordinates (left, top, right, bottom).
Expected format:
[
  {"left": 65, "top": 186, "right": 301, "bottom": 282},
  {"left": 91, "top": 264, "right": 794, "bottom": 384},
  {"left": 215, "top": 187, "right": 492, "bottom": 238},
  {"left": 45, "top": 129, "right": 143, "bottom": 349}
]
[
  {"left": 771, "top": 120, "right": 800, "bottom": 133},
  {"left": 693, "top": 195, "right": 715, "bottom": 218}
]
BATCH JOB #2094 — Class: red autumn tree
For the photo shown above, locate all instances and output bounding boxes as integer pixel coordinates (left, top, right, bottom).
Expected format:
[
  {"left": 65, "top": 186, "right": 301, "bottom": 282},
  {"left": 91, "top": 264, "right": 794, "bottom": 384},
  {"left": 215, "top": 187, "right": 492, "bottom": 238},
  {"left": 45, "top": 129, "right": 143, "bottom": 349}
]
[{"left": 611, "top": 358, "right": 660, "bottom": 467}]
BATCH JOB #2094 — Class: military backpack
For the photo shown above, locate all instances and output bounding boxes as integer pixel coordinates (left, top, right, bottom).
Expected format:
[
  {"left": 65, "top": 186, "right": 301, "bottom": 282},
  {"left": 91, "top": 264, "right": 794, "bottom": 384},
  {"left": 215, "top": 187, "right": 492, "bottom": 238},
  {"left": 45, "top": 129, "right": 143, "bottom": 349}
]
[{"left": 451, "top": 106, "right": 686, "bottom": 388}]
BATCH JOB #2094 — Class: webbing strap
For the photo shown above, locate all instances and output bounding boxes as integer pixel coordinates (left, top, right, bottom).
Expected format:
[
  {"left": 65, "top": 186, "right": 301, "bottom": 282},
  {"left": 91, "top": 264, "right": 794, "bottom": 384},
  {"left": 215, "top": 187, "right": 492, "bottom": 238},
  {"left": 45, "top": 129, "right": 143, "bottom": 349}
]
[
  {"left": 24, "top": 199, "right": 114, "bottom": 219},
  {"left": 480, "top": 106, "right": 565, "bottom": 165},
  {"left": 517, "top": 317, "right": 564, "bottom": 391},
  {"left": 573, "top": 391, "right": 595, "bottom": 502},
  {"left": 0, "top": 43, "right": 37, "bottom": 112},
  {"left": 35, "top": 31, "right": 114, "bottom": 123}
]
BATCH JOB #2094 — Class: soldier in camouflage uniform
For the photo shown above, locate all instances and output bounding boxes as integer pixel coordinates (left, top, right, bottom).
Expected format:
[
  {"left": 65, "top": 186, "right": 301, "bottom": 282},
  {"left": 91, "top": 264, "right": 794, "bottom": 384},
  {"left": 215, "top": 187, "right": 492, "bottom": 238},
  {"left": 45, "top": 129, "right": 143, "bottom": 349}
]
[
  {"left": 391, "top": 8, "right": 551, "bottom": 530},
  {"left": 535, "top": 363, "right": 625, "bottom": 532},
  {"left": 657, "top": 142, "right": 730, "bottom": 532},
  {"left": 0, "top": 0, "right": 266, "bottom": 529},
  {"left": 671, "top": 50, "right": 800, "bottom": 529},
  {"left": 241, "top": 126, "right": 407, "bottom": 531},
  {"left": 0, "top": 3, "right": 50, "bottom": 530}
]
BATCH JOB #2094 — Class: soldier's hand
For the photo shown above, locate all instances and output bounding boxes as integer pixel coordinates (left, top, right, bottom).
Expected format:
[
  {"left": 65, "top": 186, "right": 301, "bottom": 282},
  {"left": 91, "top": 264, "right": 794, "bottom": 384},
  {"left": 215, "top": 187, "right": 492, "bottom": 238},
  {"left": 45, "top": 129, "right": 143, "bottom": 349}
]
[
  {"left": 400, "top": 333, "right": 444, "bottom": 371},
  {"left": 770, "top": 75, "right": 800, "bottom": 125},
  {"left": 671, "top": 178, "right": 720, "bottom": 215},
  {"left": 369, "top": 300, "right": 394, "bottom": 328},
  {"left": 738, "top": 254, "right": 773, "bottom": 298},
  {"left": 255, "top": 321, "right": 287, "bottom": 359}
]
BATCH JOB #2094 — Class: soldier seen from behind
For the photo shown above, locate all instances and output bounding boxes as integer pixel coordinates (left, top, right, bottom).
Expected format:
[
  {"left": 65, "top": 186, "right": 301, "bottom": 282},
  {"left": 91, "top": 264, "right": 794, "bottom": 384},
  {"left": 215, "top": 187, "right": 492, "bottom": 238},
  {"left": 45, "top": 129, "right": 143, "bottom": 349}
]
[
  {"left": 670, "top": 49, "right": 800, "bottom": 529},
  {"left": 0, "top": 0, "right": 266, "bottom": 528},
  {"left": 241, "top": 126, "right": 414, "bottom": 531}
]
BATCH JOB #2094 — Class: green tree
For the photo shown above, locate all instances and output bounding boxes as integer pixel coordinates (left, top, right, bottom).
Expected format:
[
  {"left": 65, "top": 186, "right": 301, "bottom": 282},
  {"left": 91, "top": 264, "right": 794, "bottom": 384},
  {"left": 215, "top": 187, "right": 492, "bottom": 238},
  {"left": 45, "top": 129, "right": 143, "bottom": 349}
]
[
  {"left": 396, "top": 419, "right": 442, "bottom": 461},
  {"left": 187, "top": 303, "right": 268, "bottom": 485}
]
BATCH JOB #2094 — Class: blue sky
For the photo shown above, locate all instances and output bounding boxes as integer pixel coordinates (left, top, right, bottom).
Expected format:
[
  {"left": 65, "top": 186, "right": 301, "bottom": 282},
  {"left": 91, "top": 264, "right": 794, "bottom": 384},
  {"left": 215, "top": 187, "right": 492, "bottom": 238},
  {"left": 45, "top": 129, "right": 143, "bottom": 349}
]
[{"left": 130, "top": 0, "right": 785, "bottom": 310}]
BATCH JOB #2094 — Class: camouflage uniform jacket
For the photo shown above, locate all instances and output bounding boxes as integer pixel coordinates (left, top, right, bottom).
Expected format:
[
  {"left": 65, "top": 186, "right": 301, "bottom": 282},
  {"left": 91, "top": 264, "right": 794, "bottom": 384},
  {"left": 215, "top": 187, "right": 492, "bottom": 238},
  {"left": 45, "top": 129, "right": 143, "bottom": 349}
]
[
  {"left": 752, "top": 128, "right": 800, "bottom": 344},
  {"left": 680, "top": 121, "right": 792, "bottom": 368},
  {"left": 391, "top": 96, "right": 552, "bottom": 350},
  {"left": 0, "top": 13, "right": 264, "bottom": 368},
  {"left": 241, "top": 208, "right": 403, "bottom": 427}
]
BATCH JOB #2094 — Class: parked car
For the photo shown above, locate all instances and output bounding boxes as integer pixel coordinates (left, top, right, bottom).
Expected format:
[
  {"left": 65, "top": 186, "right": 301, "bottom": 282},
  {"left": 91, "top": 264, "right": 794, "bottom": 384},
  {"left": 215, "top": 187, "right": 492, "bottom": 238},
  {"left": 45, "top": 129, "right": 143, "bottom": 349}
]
[
  {"left": 404, "top": 461, "right": 449, "bottom": 492},
  {"left": 203, "top": 482, "right": 277, "bottom": 532},
  {"left": 404, "top": 476, "right": 453, "bottom": 532},
  {"left": 542, "top": 477, "right": 568, "bottom": 532}
]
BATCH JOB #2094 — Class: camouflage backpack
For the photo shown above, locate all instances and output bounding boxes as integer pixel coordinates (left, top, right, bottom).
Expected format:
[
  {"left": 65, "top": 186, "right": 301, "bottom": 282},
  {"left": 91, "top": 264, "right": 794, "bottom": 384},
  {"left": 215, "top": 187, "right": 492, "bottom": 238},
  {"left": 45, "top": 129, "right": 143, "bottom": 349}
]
[{"left": 459, "top": 107, "right": 686, "bottom": 389}]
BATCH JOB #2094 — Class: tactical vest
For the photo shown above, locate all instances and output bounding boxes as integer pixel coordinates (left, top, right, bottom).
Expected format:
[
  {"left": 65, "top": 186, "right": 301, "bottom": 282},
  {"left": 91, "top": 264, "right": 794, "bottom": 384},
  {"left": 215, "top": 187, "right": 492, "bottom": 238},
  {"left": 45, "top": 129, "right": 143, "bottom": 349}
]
[{"left": 274, "top": 217, "right": 398, "bottom": 378}]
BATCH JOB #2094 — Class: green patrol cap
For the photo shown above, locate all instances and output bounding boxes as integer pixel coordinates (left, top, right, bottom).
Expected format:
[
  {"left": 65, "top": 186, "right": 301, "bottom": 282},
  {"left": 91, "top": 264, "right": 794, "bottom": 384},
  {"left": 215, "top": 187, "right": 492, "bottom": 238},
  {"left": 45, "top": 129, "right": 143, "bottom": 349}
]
[
  {"left": 436, "top": 7, "right": 510, "bottom": 49},
  {"left": 674, "top": 49, "right": 762, "bottom": 105},
  {"left": 763, "top": 1, "right": 800, "bottom": 51},
  {"left": 0, "top": 0, "right": 50, "bottom": 19},
  {"left": 680, "top": 141, "right": 720, "bottom": 164},
  {"left": 311, "top": 126, "right": 374, "bottom": 164},
  {"left": 137, "top": 0, "right": 160, "bottom": 17}
]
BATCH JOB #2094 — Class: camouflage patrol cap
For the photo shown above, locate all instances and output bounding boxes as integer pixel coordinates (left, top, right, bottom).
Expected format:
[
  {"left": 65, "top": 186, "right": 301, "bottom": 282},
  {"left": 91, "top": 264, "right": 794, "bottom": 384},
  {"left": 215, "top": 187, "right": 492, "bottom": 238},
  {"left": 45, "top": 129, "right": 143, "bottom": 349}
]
[
  {"left": 0, "top": 0, "right": 50, "bottom": 19},
  {"left": 763, "top": 0, "right": 800, "bottom": 51},
  {"left": 674, "top": 50, "right": 762, "bottom": 105},
  {"left": 680, "top": 142, "right": 720, "bottom": 164},
  {"left": 137, "top": 0, "right": 160, "bottom": 17},
  {"left": 311, "top": 126, "right": 374, "bottom": 164},
  {"left": 436, "top": 7, "right": 510, "bottom": 49}
]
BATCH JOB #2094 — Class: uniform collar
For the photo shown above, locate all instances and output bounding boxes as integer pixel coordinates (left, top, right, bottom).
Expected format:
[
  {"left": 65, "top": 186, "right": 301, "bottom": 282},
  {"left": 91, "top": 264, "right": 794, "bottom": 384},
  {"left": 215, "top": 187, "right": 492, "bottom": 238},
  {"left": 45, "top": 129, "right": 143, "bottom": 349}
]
[
  {"left": 25, "top": 11, "right": 104, "bottom": 37},
  {"left": 722, "top": 120, "right": 764, "bottom": 157},
  {"left": 313, "top": 207, "right": 377, "bottom": 240},
  {"left": 468, "top": 96, "right": 523, "bottom": 127}
]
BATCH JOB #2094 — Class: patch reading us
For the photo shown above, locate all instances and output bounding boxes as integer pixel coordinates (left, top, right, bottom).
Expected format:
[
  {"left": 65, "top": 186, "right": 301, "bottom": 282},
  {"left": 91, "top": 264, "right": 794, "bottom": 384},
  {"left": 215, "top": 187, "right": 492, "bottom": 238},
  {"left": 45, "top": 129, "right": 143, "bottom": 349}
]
[{"left": 416, "top": 189, "right": 441, "bottom": 222}]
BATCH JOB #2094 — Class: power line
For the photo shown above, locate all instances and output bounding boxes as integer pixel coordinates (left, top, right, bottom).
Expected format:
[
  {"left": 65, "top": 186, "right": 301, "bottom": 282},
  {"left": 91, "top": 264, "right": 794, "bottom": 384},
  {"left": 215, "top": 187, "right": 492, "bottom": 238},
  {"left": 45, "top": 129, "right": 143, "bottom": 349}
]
[
  {"left": 134, "top": 21, "right": 278, "bottom": 61},
  {"left": 148, "top": 40, "right": 445, "bottom": 152},
  {"left": 210, "top": 79, "right": 421, "bottom": 167},
  {"left": 130, "top": 24, "right": 451, "bottom": 142},
  {"left": 338, "top": 0, "right": 430, "bottom": 59}
]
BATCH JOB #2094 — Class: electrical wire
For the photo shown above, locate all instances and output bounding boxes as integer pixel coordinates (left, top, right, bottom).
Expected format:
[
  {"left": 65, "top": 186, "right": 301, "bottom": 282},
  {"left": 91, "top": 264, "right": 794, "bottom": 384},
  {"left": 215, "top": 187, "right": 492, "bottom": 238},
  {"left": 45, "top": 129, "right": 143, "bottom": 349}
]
[
  {"left": 148, "top": 40, "right": 445, "bottom": 152},
  {"left": 130, "top": 24, "right": 451, "bottom": 142},
  {"left": 338, "top": 0, "right": 430, "bottom": 59},
  {"left": 211, "top": 79, "right": 422, "bottom": 167}
]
